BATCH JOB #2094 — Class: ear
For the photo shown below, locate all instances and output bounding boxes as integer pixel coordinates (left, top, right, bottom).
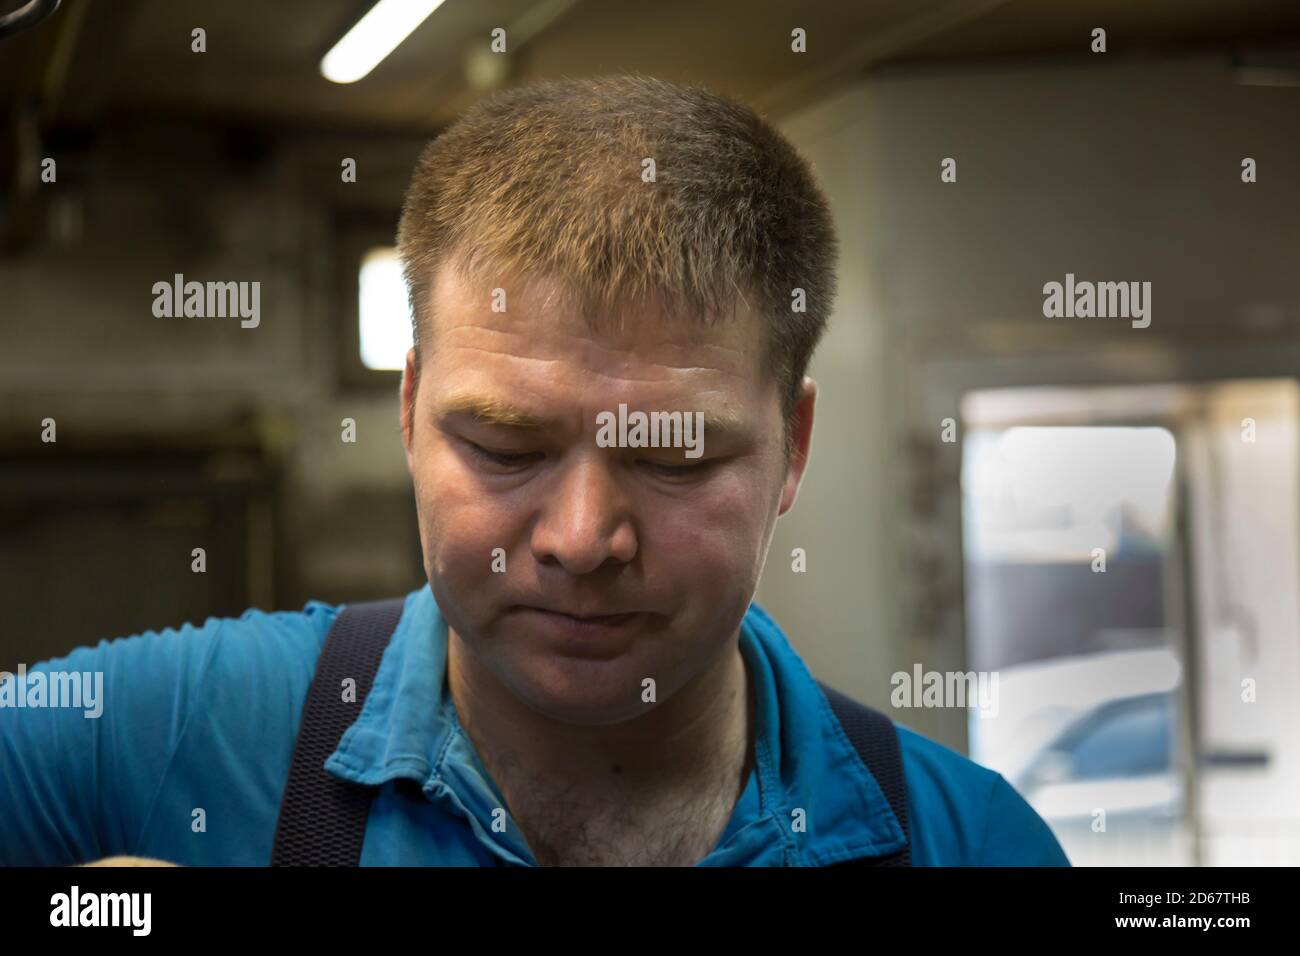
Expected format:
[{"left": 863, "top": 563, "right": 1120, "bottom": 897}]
[
  {"left": 400, "top": 347, "right": 418, "bottom": 458},
  {"left": 777, "top": 377, "right": 817, "bottom": 517}
]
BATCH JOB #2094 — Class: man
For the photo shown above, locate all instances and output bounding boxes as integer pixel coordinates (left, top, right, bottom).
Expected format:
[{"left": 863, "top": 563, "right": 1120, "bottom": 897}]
[{"left": 0, "top": 75, "right": 1067, "bottom": 867}]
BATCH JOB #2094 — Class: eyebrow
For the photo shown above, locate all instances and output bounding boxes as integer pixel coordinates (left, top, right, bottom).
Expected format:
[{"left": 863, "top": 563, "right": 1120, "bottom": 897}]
[
  {"left": 435, "top": 393, "right": 554, "bottom": 430},
  {"left": 434, "top": 392, "right": 753, "bottom": 443}
]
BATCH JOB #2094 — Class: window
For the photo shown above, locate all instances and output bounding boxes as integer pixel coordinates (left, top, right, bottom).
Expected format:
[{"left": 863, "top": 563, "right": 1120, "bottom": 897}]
[{"left": 357, "top": 246, "right": 412, "bottom": 371}]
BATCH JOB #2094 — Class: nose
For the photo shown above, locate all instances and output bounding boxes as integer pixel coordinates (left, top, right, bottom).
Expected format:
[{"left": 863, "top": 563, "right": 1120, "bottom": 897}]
[{"left": 530, "top": 454, "right": 638, "bottom": 575}]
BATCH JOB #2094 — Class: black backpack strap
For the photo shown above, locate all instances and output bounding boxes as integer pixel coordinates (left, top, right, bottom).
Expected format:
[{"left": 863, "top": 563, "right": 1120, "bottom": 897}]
[
  {"left": 271, "top": 597, "right": 406, "bottom": 866},
  {"left": 817, "top": 680, "right": 912, "bottom": 866}
]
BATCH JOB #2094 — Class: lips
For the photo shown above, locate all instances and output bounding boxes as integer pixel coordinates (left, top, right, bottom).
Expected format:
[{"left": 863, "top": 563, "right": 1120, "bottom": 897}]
[
  {"left": 510, "top": 605, "right": 649, "bottom": 656},
  {"left": 526, "top": 605, "right": 636, "bottom": 620}
]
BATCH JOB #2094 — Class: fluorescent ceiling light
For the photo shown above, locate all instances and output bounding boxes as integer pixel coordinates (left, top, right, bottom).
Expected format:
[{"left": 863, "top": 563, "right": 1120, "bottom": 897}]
[{"left": 321, "top": 0, "right": 445, "bottom": 84}]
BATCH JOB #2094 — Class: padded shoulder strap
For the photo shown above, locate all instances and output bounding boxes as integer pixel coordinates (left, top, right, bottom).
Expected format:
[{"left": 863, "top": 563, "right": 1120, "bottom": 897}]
[
  {"left": 817, "top": 680, "right": 912, "bottom": 866},
  {"left": 270, "top": 597, "right": 405, "bottom": 866}
]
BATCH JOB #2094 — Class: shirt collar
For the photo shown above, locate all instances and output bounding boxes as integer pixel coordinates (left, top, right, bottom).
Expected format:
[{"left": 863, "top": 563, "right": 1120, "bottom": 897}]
[
  {"left": 739, "top": 601, "right": 907, "bottom": 864},
  {"left": 325, "top": 584, "right": 905, "bottom": 866}
]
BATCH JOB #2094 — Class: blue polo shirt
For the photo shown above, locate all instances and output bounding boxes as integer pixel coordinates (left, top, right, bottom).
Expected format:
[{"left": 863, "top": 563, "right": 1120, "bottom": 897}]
[{"left": 0, "top": 585, "right": 1068, "bottom": 866}]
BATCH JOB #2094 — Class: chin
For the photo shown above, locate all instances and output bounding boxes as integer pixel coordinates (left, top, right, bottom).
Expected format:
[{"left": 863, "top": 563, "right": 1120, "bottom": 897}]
[{"left": 506, "top": 655, "right": 660, "bottom": 726}]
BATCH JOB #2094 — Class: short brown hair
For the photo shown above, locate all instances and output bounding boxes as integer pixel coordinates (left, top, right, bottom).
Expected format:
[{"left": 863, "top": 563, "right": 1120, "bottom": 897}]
[{"left": 397, "top": 74, "right": 838, "bottom": 461}]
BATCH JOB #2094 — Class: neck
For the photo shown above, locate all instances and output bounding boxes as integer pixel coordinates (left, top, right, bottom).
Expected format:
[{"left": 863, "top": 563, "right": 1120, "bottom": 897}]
[{"left": 446, "top": 626, "right": 754, "bottom": 862}]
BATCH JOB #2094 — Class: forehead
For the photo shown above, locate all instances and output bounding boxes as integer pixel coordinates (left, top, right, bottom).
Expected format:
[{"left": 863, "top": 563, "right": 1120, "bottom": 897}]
[{"left": 424, "top": 260, "right": 770, "bottom": 402}]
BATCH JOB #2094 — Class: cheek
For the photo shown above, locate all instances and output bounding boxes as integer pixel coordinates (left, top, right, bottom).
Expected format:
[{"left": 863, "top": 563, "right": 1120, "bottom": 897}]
[
  {"left": 646, "top": 469, "right": 775, "bottom": 594},
  {"left": 416, "top": 445, "right": 521, "bottom": 586}
]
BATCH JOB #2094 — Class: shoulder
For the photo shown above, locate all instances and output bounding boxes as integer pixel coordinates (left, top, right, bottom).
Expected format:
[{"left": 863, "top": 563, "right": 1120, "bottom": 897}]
[
  {"left": 0, "top": 600, "right": 339, "bottom": 865},
  {"left": 100, "top": 599, "right": 340, "bottom": 756},
  {"left": 6, "top": 598, "right": 338, "bottom": 738},
  {"left": 70, "top": 599, "right": 337, "bottom": 706},
  {"left": 896, "top": 723, "right": 1070, "bottom": 866}
]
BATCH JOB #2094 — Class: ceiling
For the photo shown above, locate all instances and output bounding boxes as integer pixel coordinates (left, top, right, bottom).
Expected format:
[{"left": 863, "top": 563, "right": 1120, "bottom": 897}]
[{"left": 3, "top": 0, "right": 1299, "bottom": 138}]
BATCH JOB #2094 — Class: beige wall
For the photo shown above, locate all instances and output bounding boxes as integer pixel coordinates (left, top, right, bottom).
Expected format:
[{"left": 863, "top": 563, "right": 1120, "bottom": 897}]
[{"left": 758, "top": 83, "right": 909, "bottom": 730}]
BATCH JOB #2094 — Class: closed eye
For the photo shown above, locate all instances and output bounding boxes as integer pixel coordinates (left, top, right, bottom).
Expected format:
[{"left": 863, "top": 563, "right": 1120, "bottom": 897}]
[
  {"left": 465, "top": 441, "right": 542, "bottom": 468},
  {"left": 641, "top": 459, "right": 711, "bottom": 478}
]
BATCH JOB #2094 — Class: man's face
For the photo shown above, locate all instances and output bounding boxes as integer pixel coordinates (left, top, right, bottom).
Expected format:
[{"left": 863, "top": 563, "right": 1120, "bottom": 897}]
[{"left": 401, "top": 260, "right": 815, "bottom": 727}]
